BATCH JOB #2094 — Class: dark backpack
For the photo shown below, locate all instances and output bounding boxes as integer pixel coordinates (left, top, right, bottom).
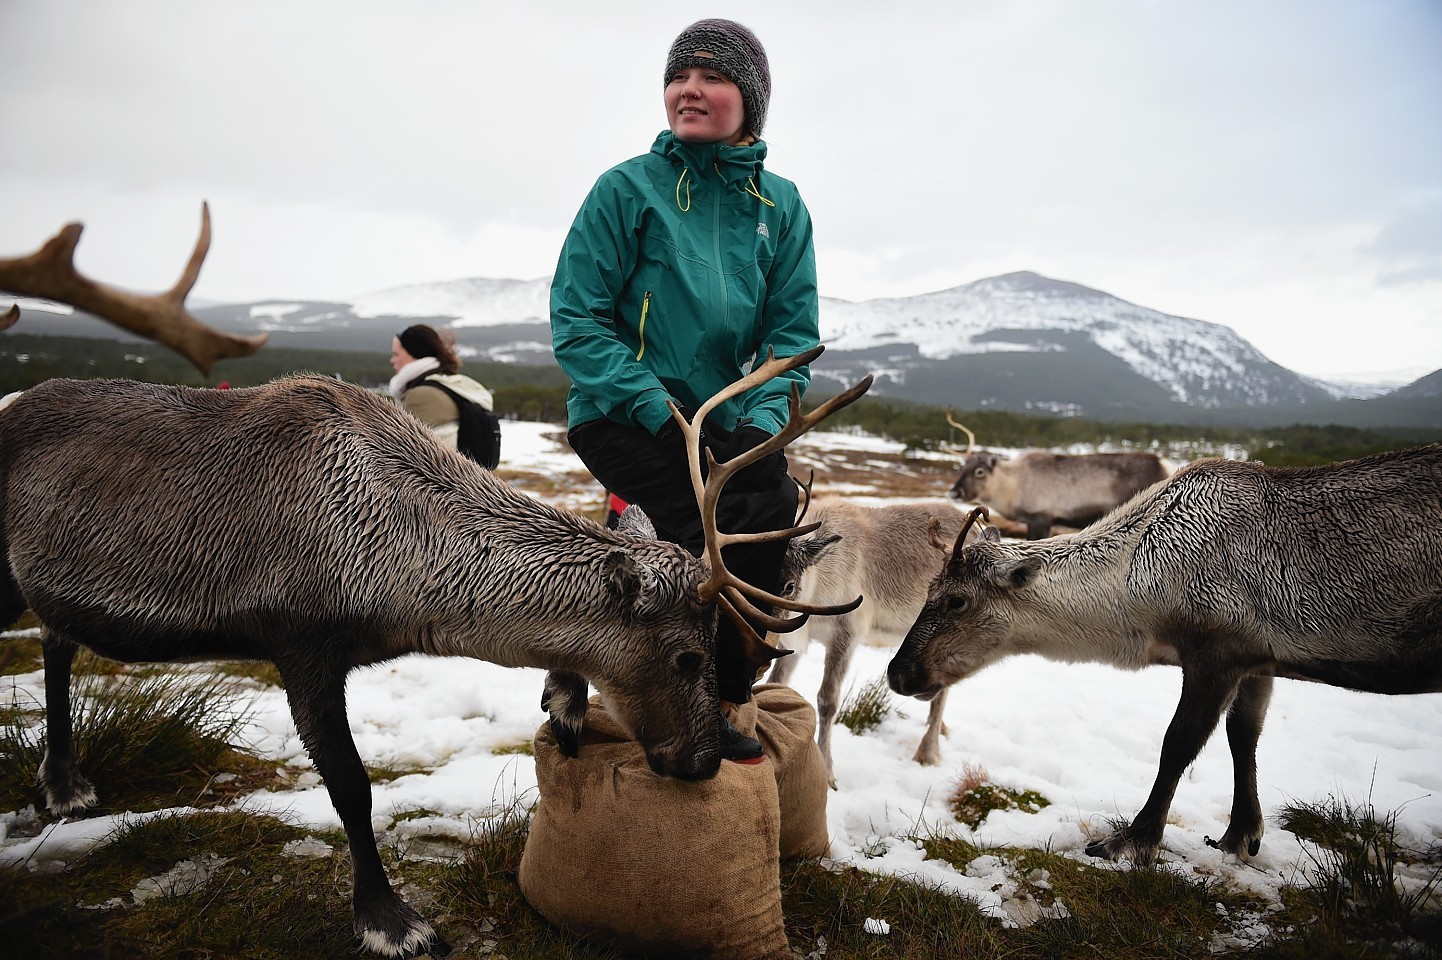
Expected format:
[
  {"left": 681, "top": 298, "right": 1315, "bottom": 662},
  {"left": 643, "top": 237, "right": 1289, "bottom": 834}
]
[{"left": 421, "top": 377, "right": 502, "bottom": 470}]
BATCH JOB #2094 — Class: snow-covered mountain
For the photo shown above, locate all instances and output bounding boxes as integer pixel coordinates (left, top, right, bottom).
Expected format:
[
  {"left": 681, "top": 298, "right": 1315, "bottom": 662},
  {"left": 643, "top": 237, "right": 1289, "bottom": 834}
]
[{"left": 813, "top": 271, "right": 1334, "bottom": 411}]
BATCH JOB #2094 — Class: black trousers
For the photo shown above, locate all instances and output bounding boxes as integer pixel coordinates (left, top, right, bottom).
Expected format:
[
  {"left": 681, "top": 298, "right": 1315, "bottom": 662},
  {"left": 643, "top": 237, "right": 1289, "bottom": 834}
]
[{"left": 569, "top": 417, "right": 799, "bottom": 703}]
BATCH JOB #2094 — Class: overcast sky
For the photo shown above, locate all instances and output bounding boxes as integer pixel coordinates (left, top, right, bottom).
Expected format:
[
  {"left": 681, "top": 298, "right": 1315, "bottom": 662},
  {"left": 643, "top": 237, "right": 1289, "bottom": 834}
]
[{"left": 3, "top": 0, "right": 1439, "bottom": 379}]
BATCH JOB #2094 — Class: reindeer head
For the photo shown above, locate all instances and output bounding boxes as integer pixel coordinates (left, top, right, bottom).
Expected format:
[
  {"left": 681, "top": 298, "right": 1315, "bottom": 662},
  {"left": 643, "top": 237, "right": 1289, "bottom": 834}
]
[
  {"left": 578, "top": 538, "right": 728, "bottom": 780},
  {"left": 889, "top": 506, "right": 1041, "bottom": 698},
  {"left": 948, "top": 452, "right": 1002, "bottom": 502}
]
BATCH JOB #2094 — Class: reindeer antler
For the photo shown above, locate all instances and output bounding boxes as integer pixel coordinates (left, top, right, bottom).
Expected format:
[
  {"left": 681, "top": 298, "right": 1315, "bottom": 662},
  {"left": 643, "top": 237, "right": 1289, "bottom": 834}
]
[
  {"left": 0, "top": 203, "right": 268, "bottom": 375},
  {"left": 951, "top": 505, "right": 990, "bottom": 561},
  {"left": 945, "top": 408, "right": 976, "bottom": 453},
  {"left": 670, "top": 346, "right": 873, "bottom": 672},
  {"left": 793, "top": 469, "right": 816, "bottom": 527}
]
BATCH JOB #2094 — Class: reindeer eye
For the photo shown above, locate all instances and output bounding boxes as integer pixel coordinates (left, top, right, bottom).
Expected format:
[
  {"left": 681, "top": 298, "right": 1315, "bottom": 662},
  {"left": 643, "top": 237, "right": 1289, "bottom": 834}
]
[
  {"left": 675, "top": 651, "right": 704, "bottom": 674},
  {"left": 945, "top": 595, "right": 967, "bottom": 612},
  {"left": 781, "top": 579, "right": 798, "bottom": 599}
]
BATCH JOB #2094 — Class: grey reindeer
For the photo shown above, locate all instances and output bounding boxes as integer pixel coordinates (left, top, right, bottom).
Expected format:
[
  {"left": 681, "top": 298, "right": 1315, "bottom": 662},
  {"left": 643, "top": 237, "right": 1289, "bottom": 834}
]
[
  {"left": 0, "top": 216, "right": 870, "bottom": 958},
  {"left": 767, "top": 498, "right": 980, "bottom": 786},
  {"left": 890, "top": 448, "right": 1442, "bottom": 865}
]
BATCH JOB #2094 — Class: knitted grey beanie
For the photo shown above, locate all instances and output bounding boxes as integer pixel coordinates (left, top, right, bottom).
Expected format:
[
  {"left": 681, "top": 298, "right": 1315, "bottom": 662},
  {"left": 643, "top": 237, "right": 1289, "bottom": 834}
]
[{"left": 664, "top": 19, "right": 771, "bottom": 137}]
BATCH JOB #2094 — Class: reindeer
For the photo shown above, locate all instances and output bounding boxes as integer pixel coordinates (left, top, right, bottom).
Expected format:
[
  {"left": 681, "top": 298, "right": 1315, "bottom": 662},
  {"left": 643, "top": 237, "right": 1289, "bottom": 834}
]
[
  {"left": 890, "top": 448, "right": 1442, "bottom": 865},
  {"left": 0, "top": 215, "right": 872, "bottom": 957},
  {"left": 766, "top": 498, "right": 981, "bottom": 786},
  {"left": 949, "top": 448, "right": 1169, "bottom": 540}
]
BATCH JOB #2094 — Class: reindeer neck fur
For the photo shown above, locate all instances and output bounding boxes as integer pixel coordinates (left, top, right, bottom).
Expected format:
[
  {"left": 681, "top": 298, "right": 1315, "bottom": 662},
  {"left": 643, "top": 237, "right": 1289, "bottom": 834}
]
[
  {"left": 398, "top": 494, "right": 708, "bottom": 673},
  {"left": 993, "top": 511, "right": 1157, "bottom": 670}
]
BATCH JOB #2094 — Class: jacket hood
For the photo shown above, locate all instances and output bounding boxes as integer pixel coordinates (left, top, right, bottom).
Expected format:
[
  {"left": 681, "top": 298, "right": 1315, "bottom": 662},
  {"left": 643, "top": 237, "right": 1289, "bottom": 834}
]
[{"left": 424, "top": 372, "right": 494, "bottom": 412}]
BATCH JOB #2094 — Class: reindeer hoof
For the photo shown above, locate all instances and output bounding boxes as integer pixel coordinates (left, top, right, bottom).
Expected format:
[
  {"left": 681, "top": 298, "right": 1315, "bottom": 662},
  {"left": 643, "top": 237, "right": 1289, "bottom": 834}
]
[
  {"left": 1205, "top": 828, "right": 1263, "bottom": 858},
  {"left": 358, "top": 914, "right": 448, "bottom": 959},
  {"left": 37, "top": 769, "right": 99, "bottom": 818},
  {"left": 549, "top": 715, "right": 580, "bottom": 758},
  {"left": 1086, "top": 827, "right": 1160, "bottom": 865}
]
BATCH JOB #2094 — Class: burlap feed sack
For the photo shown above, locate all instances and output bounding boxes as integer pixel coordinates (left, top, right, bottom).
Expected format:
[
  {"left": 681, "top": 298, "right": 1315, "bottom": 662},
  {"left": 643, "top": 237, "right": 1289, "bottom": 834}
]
[
  {"left": 519, "top": 695, "right": 790, "bottom": 960},
  {"left": 729, "top": 684, "right": 831, "bottom": 858}
]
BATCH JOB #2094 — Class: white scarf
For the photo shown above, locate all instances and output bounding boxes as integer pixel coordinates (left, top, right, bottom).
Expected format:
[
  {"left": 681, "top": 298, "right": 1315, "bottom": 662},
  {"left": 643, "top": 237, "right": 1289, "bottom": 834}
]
[{"left": 389, "top": 356, "right": 440, "bottom": 398}]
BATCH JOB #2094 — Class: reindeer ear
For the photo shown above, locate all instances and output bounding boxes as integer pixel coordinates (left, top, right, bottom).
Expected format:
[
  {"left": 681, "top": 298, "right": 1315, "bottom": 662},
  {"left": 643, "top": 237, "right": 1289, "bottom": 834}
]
[
  {"left": 615, "top": 504, "right": 657, "bottom": 540},
  {"left": 602, "top": 548, "right": 646, "bottom": 603},
  {"left": 791, "top": 532, "right": 841, "bottom": 571},
  {"left": 993, "top": 555, "right": 1040, "bottom": 591}
]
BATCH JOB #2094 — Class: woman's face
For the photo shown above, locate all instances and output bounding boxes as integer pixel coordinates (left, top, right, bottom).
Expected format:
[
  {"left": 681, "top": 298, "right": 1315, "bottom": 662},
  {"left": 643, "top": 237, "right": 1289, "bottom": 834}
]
[
  {"left": 665, "top": 66, "right": 746, "bottom": 145},
  {"left": 390, "top": 337, "right": 416, "bottom": 372}
]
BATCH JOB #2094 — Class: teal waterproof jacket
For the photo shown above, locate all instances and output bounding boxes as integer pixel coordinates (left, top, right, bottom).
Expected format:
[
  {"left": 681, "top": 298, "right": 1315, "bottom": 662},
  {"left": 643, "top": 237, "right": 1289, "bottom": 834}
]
[{"left": 550, "top": 131, "right": 819, "bottom": 437}]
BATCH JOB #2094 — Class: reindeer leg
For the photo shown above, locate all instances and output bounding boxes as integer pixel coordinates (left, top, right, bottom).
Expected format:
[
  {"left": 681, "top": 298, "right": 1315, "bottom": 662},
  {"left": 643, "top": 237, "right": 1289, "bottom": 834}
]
[
  {"left": 1087, "top": 660, "right": 1242, "bottom": 865},
  {"left": 37, "top": 629, "right": 97, "bottom": 816},
  {"left": 280, "top": 658, "right": 449, "bottom": 959},
  {"left": 1015, "top": 511, "right": 1051, "bottom": 541},
  {"left": 913, "top": 686, "right": 949, "bottom": 766},
  {"left": 541, "top": 670, "right": 588, "bottom": 759},
  {"left": 815, "top": 619, "right": 852, "bottom": 790},
  {"left": 1207, "top": 673, "right": 1272, "bottom": 858}
]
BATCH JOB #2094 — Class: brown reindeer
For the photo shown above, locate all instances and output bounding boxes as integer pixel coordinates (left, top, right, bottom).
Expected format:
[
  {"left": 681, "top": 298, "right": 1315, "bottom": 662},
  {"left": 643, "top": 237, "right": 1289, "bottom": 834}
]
[
  {"left": 891, "top": 449, "right": 1442, "bottom": 865},
  {"left": 0, "top": 217, "right": 872, "bottom": 957}
]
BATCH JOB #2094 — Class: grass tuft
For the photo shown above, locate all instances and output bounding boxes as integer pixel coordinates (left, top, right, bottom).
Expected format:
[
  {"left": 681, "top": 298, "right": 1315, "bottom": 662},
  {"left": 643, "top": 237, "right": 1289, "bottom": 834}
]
[
  {"left": 947, "top": 762, "right": 1052, "bottom": 830},
  {"left": 836, "top": 675, "right": 893, "bottom": 735},
  {"left": 0, "top": 667, "right": 267, "bottom": 813},
  {"left": 1256, "top": 793, "right": 1442, "bottom": 955}
]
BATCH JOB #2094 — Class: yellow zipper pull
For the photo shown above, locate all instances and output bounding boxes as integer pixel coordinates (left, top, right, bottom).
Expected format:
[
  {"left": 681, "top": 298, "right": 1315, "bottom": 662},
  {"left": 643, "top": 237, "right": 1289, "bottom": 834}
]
[{"left": 636, "top": 291, "right": 652, "bottom": 360}]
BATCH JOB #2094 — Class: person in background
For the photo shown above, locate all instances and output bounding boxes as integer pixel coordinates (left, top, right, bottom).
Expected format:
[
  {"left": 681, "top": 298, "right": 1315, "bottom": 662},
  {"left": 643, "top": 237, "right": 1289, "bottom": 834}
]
[
  {"left": 389, "top": 324, "right": 497, "bottom": 455},
  {"left": 550, "top": 19, "right": 821, "bottom": 759}
]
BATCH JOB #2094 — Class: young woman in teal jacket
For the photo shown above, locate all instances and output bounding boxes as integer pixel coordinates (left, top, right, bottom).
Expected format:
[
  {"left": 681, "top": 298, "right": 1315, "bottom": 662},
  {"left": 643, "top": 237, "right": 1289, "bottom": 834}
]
[{"left": 550, "top": 19, "right": 820, "bottom": 757}]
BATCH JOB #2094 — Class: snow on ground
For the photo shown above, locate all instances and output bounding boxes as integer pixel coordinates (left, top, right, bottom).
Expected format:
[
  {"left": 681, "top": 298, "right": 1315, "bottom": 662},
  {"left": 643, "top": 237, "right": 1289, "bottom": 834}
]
[{"left": 3, "top": 422, "right": 1440, "bottom": 933}]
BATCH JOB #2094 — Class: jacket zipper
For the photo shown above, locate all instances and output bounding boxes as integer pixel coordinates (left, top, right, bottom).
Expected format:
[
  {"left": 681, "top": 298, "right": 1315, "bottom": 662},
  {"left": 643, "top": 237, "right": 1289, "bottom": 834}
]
[{"left": 635, "top": 290, "right": 653, "bottom": 360}]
